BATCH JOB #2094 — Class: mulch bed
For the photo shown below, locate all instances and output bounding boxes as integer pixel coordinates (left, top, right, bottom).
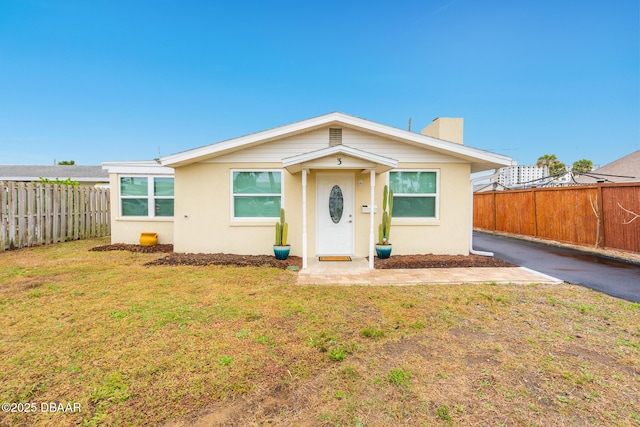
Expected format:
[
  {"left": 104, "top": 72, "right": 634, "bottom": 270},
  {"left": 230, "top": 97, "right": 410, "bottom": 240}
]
[
  {"left": 90, "top": 243, "right": 175, "bottom": 253},
  {"left": 91, "top": 244, "right": 515, "bottom": 269},
  {"left": 374, "top": 254, "right": 514, "bottom": 269},
  {"left": 146, "top": 253, "right": 304, "bottom": 269}
]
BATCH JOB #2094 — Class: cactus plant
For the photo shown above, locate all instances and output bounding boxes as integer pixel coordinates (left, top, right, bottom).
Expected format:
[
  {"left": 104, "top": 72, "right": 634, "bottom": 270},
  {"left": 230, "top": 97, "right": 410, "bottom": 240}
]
[
  {"left": 274, "top": 208, "right": 290, "bottom": 260},
  {"left": 275, "top": 208, "right": 288, "bottom": 246},
  {"left": 378, "top": 185, "right": 393, "bottom": 245}
]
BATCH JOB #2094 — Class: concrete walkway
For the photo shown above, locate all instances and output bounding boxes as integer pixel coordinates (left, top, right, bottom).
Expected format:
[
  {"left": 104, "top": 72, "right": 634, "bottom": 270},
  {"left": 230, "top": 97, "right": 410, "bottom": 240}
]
[{"left": 297, "top": 257, "right": 563, "bottom": 285}]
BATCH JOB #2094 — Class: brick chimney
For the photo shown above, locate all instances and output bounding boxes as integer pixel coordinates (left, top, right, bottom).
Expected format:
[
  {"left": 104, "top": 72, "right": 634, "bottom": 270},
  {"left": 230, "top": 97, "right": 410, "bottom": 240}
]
[{"left": 420, "top": 117, "right": 464, "bottom": 144}]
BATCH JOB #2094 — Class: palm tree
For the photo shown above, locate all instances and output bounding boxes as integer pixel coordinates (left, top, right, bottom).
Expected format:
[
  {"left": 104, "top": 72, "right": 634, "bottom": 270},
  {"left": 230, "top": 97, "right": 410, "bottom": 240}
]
[
  {"left": 536, "top": 154, "right": 566, "bottom": 176},
  {"left": 572, "top": 159, "right": 593, "bottom": 173}
]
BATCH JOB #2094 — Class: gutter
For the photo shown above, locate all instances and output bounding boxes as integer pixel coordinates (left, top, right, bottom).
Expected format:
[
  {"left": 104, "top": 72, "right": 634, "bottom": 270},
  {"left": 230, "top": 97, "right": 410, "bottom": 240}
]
[{"left": 469, "top": 169, "right": 501, "bottom": 256}]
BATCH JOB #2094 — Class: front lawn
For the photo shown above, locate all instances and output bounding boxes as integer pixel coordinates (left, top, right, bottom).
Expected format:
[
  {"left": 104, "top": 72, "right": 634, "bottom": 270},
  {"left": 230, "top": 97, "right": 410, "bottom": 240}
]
[{"left": 1, "top": 238, "right": 638, "bottom": 426}]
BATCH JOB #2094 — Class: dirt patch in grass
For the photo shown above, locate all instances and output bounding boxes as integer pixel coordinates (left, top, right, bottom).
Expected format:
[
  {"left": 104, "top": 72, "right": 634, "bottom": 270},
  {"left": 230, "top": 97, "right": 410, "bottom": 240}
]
[{"left": 91, "top": 244, "right": 514, "bottom": 269}]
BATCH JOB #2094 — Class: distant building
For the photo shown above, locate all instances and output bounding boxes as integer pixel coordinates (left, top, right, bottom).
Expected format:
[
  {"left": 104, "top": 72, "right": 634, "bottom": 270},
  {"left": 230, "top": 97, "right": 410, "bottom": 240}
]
[
  {"left": 495, "top": 165, "right": 549, "bottom": 187},
  {"left": 481, "top": 151, "right": 640, "bottom": 191},
  {"left": 0, "top": 165, "right": 109, "bottom": 187}
]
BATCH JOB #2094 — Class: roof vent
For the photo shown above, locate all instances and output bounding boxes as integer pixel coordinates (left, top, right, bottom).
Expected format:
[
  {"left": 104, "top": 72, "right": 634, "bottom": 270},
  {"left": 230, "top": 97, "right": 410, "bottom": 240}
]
[{"left": 329, "top": 128, "right": 342, "bottom": 146}]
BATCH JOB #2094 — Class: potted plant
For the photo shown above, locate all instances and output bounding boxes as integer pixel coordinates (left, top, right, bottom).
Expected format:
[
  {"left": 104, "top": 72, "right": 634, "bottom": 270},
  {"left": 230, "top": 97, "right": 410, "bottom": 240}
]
[
  {"left": 375, "top": 185, "right": 393, "bottom": 259},
  {"left": 273, "top": 208, "right": 290, "bottom": 260}
]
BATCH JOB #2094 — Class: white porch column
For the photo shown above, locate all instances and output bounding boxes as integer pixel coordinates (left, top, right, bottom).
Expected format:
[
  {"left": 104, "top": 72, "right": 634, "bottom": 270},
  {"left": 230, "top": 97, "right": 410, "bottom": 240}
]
[
  {"left": 302, "top": 168, "right": 308, "bottom": 269},
  {"left": 369, "top": 169, "right": 375, "bottom": 269}
]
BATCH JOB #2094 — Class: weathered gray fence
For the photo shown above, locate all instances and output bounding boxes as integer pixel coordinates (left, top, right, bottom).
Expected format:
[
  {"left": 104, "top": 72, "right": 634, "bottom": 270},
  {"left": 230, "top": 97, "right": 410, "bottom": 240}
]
[{"left": 0, "top": 181, "right": 110, "bottom": 252}]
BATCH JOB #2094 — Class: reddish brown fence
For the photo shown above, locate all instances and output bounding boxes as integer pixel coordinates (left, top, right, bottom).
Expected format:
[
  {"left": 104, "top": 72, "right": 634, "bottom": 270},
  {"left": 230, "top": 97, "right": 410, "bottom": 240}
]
[{"left": 474, "top": 183, "right": 640, "bottom": 253}]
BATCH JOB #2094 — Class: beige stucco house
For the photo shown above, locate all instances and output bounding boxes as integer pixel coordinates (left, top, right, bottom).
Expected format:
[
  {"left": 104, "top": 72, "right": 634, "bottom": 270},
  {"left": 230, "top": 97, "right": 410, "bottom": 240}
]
[{"left": 103, "top": 112, "right": 512, "bottom": 269}]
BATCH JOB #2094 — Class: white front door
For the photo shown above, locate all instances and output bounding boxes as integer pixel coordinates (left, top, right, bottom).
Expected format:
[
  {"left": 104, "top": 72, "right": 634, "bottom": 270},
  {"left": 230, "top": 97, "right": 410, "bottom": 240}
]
[{"left": 316, "top": 173, "right": 355, "bottom": 255}]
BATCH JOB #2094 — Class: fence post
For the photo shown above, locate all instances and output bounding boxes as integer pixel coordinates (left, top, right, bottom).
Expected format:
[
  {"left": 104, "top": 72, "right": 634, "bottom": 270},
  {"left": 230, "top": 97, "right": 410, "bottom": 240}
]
[
  {"left": 17, "top": 182, "right": 27, "bottom": 248},
  {"left": 492, "top": 191, "right": 497, "bottom": 231},
  {"left": 73, "top": 186, "right": 79, "bottom": 240},
  {"left": 532, "top": 188, "right": 539, "bottom": 237},
  {"left": 597, "top": 184, "right": 605, "bottom": 249},
  {"left": 27, "top": 182, "right": 35, "bottom": 246},
  {"left": 59, "top": 185, "right": 67, "bottom": 242},
  {"left": 53, "top": 184, "right": 60, "bottom": 244},
  {"left": 36, "top": 184, "right": 43, "bottom": 245},
  {"left": 8, "top": 182, "right": 17, "bottom": 249},
  {"left": 0, "top": 181, "right": 6, "bottom": 252}
]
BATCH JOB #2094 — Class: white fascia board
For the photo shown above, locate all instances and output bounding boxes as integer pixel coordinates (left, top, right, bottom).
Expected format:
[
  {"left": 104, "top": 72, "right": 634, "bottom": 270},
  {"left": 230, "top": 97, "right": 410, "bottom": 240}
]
[
  {"left": 102, "top": 161, "right": 174, "bottom": 175},
  {"left": 335, "top": 114, "right": 513, "bottom": 167},
  {"left": 161, "top": 113, "right": 346, "bottom": 167},
  {"left": 160, "top": 111, "right": 512, "bottom": 169}
]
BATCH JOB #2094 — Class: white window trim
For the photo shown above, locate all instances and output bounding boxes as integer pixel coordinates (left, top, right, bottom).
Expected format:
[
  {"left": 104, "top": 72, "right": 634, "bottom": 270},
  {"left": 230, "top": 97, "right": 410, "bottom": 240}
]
[
  {"left": 387, "top": 169, "right": 440, "bottom": 221},
  {"left": 119, "top": 175, "right": 175, "bottom": 219},
  {"left": 230, "top": 169, "right": 284, "bottom": 221}
]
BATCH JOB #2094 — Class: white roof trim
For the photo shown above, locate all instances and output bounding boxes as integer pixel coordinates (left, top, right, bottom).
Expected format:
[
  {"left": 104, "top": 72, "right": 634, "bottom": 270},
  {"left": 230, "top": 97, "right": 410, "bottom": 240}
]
[
  {"left": 160, "top": 112, "right": 513, "bottom": 172},
  {"left": 282, "top": 145, "right": 397, "bottom": 174}
]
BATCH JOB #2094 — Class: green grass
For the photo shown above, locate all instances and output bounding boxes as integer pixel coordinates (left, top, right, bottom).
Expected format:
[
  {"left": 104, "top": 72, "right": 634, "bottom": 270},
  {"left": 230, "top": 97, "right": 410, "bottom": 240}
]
[
  {"left": 1, "top": 238, "right": 639, "bottom": 426},
  {"left": 386, "top": 368, "right": 411, "bottom": 386}
]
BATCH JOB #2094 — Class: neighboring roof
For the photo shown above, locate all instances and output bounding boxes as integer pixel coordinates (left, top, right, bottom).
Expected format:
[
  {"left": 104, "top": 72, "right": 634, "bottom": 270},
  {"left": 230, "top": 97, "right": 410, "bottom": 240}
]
[
  {"left": 102, "top": 160, "right": 174, "bottom": 175},
  {"left": 161, "top": 112, "right": 513, "bottom": 173},
  {"left": 0, "top": 165, "right": 109, "bottom": 182},
  {"left": 473, "top": 182, "right": 510, "bottom": 192},
  {"left": 573, "top": 150, "right": 640, "bottom": 184}
]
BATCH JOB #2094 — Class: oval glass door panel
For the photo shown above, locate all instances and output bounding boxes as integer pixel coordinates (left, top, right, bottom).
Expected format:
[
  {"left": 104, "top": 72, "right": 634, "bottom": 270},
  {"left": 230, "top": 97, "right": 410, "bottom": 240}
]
[{"left": 329, "top": 185, "right": 344, "bottom": 224}]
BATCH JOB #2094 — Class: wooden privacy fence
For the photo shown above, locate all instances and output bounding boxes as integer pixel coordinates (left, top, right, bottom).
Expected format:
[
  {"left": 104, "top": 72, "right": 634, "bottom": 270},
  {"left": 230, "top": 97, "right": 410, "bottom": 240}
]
[
  {"left": 474, "top": 183, "right": 640, "bottom": 253},
  {"left": 1, "top": 181, "right": 110, "bottom": 252}
]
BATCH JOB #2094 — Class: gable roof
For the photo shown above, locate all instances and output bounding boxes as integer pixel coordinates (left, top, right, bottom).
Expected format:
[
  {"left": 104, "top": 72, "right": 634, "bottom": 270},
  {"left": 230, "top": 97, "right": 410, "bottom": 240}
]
[
  {"left": 573, "top": 150, "right": 640, "bottom": 184},
  {"left": 161, "top": 112, "right": 513, "bottom": 173},
  {"left": 0, "top": 165, "right": 108, "bottom": 182},
  {"left": 282, "top": 145, "right": 398, "bottom": 174}
]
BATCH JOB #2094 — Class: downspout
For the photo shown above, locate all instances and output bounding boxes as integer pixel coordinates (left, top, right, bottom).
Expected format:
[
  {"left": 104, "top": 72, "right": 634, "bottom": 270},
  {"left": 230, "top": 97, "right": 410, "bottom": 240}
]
[{"left": 469, "top": 169, "right": 500, "bottom": 256}]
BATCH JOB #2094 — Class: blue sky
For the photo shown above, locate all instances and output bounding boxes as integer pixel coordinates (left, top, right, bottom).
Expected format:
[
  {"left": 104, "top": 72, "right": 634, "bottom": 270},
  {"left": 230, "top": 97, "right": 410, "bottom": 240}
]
[{"left": 1, "top": 0, "right": 638, "bottom": 169}]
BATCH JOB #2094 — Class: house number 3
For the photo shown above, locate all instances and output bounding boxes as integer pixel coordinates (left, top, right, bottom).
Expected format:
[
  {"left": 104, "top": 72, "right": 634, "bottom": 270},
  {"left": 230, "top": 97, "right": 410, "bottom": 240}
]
[{"left": 337, "top": 157, "right": 342, "bottom": 165}]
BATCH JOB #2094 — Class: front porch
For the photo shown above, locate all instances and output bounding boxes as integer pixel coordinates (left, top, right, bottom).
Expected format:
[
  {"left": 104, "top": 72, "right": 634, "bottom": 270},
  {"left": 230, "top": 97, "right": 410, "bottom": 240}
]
[{"left": 282, "top": 145, "right": 398, "bottom": 270}]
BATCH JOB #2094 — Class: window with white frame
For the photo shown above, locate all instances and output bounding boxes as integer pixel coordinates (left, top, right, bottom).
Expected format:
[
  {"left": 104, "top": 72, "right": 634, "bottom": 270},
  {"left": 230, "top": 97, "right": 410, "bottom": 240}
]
[
  {"left": 120, "top": 176, "right": 174, "bottom": 217},
  {"left": 231, "top": 170, "right": 282, "bottom": 218},
  {"left": 389, "top": 170, "right": 438, "bottom": 218}
]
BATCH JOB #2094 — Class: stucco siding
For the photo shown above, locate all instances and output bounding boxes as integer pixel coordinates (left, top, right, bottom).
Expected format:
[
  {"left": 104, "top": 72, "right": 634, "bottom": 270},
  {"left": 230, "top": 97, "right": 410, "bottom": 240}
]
[
  {"left": 108, "top": 173, "right": 174, "bottom": 245},
  {"left": 172, "top": 162, "right": 304, "bottom": 255},
  {"left": 171, "top": 161, "right": 471, "bottom": 256},
  {"left": 391, "top": 162, "right": 471, "bottom": 255}
]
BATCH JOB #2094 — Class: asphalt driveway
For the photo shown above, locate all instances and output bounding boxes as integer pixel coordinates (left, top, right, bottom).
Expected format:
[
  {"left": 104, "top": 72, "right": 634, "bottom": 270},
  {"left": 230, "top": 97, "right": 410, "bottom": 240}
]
[{"left": 473, "top": 231, "right": 640, "bottom": 303}]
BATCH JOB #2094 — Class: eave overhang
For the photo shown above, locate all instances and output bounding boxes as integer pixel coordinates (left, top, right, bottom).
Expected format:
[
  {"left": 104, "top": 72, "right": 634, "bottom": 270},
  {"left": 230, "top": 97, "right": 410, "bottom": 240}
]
[{"left": 159, "top": 112, "right": 513, "bottom": 173}]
